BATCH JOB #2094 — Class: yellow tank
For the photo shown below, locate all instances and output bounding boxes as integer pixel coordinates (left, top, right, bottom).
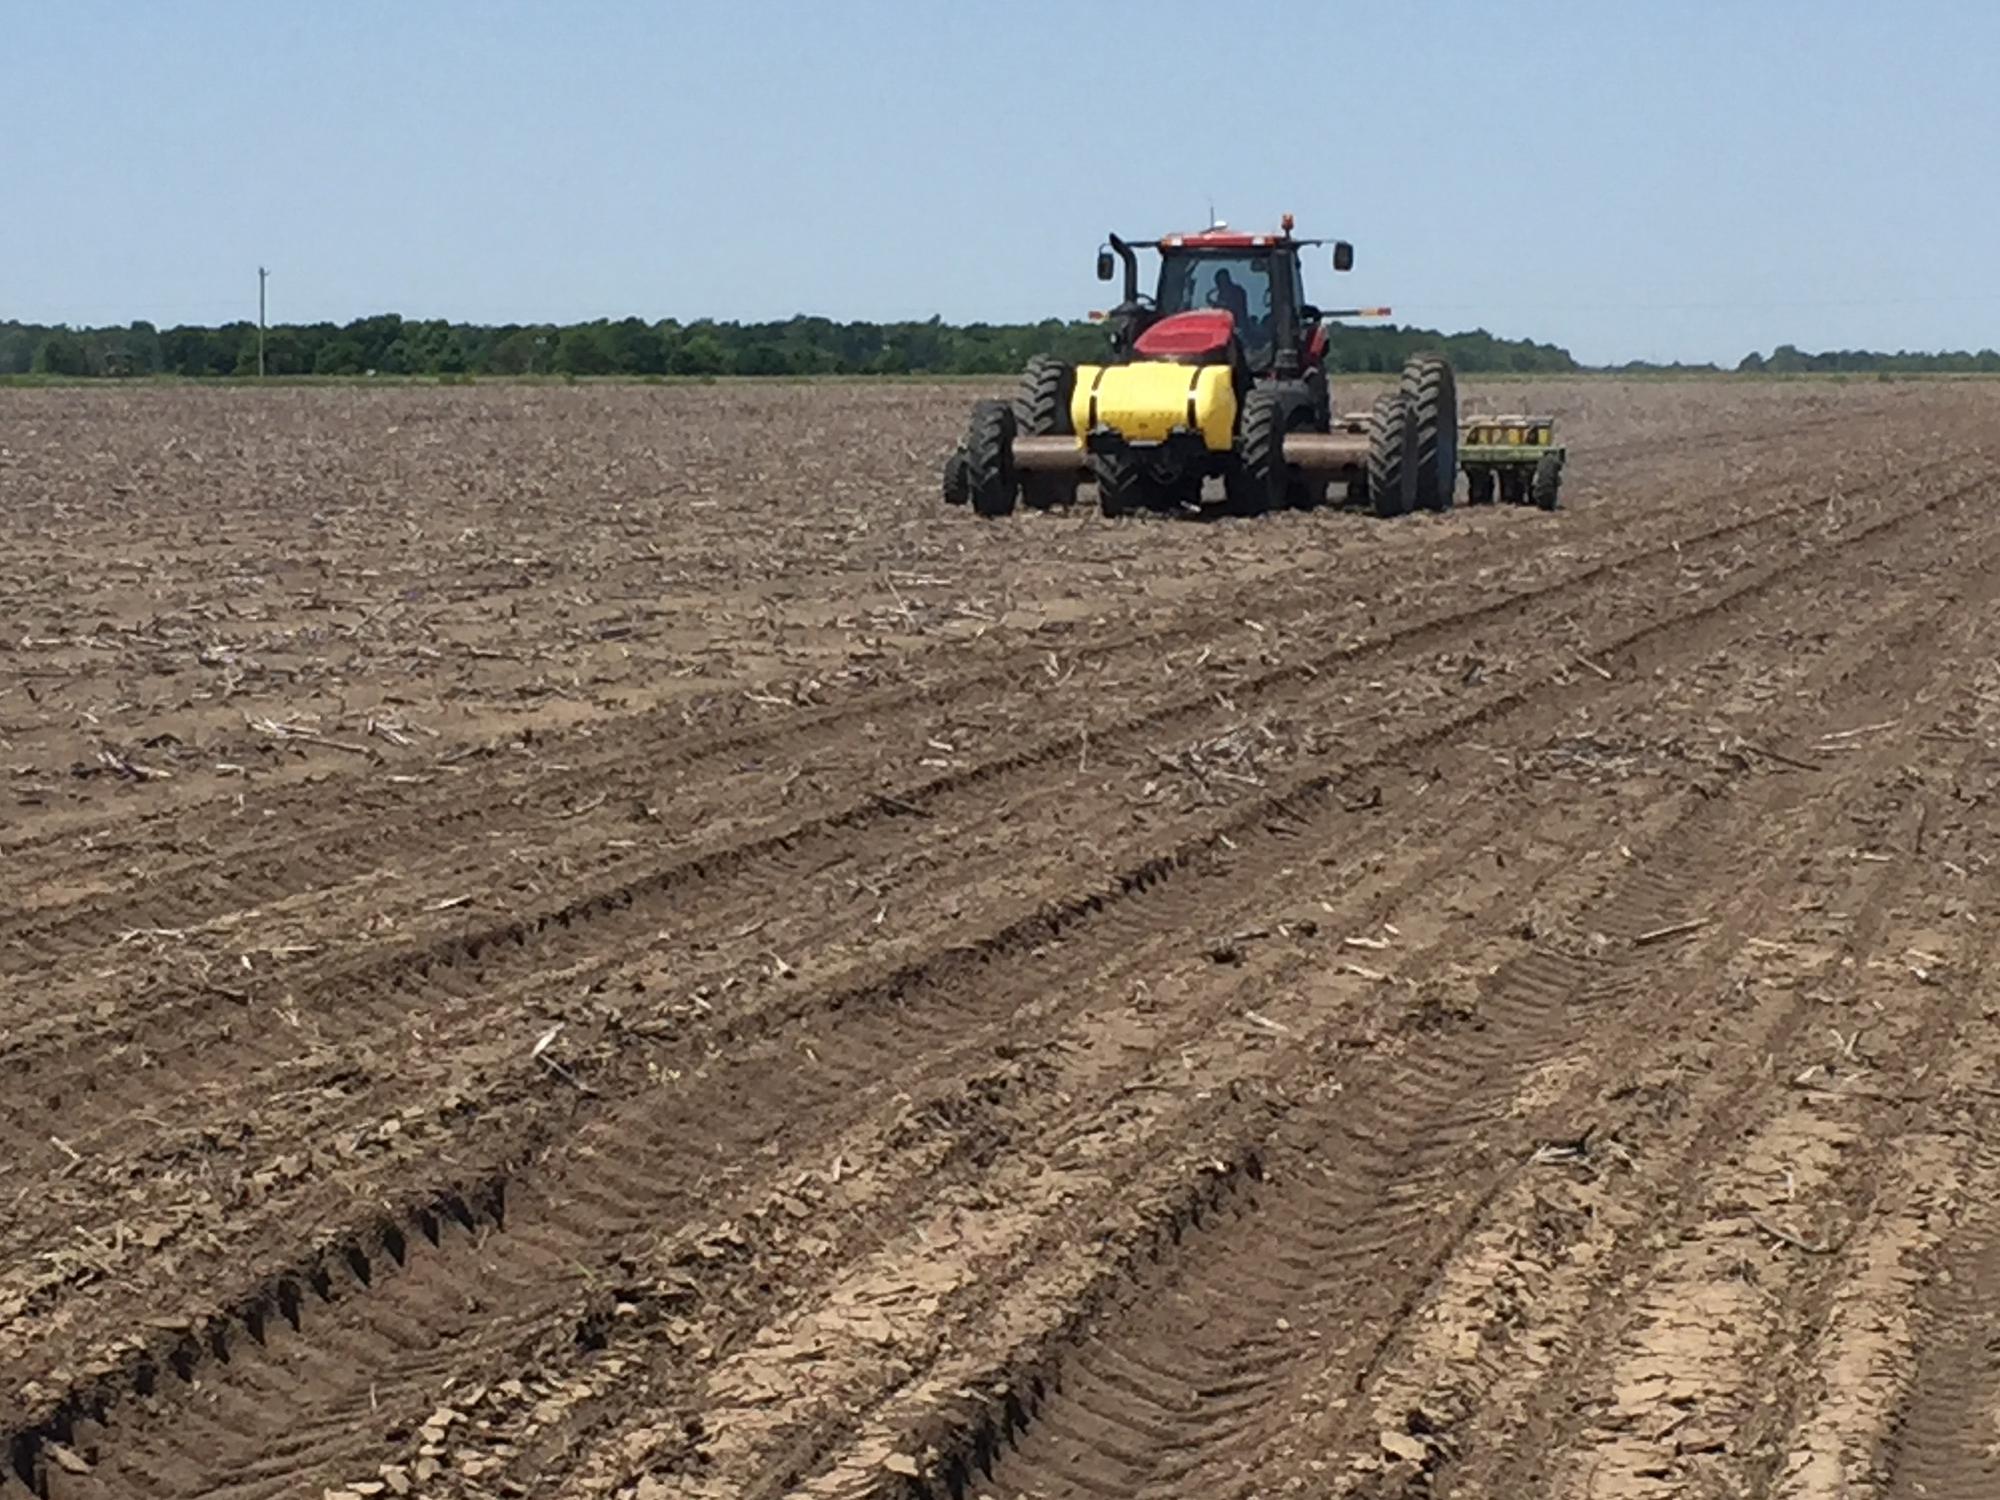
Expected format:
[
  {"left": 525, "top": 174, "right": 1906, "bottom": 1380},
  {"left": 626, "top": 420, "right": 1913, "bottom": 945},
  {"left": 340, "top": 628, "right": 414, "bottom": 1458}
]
[{"left": 1070, "top": 362, "right": 1238, "bottom": 452}]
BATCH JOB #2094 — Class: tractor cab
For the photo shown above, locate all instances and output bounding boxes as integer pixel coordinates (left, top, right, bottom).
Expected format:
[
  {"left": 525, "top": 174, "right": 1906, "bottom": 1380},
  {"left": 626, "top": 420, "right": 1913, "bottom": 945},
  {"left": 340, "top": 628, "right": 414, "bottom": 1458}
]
[
  {"left": 1097, "top": 219, "right": 1351, "bottom": 380},
  {"left": 1151, "top": 240, "right": 1295, "bottom": 370}
]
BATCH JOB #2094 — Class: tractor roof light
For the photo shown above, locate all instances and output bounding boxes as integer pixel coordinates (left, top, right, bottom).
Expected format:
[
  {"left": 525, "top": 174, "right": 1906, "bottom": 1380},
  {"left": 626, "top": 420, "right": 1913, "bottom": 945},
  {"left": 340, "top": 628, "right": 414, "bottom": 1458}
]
[{"left": 1281, "top": 212, "right": 1295, "bottom": 232}]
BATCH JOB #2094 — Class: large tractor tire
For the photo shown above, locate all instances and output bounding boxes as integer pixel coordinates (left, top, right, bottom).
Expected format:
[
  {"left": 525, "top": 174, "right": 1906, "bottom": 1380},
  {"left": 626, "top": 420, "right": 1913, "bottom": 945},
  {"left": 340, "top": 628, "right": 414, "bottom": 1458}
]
[
  {"left": 1366, "top": 391, "right": 1417, "bottom": 518},
  {"left": 1095, "top": 449, "right": 1151, "bottom": 518},
  {"left": 1224, "top": 385, "right": 1288, "bottom": 516},
  {"left": 1400, "top": 353, "right": 1457, "bottom": 512},
  {"left": 1014, "top": 356, "right": 1079, "bottom": 510},
  {"left": 941, "top": 445, "right": 970, "bottom": 506},
  {"left": 1532, "top": 451, "right": 1564, "bottom": 511},
  {"left": 964, "top": 399, "right": 1018, "bottom": 518}
]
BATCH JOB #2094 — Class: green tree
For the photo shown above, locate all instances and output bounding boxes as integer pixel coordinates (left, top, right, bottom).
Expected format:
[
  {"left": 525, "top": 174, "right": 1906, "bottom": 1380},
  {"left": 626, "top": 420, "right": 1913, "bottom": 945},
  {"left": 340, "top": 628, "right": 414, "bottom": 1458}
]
[
  {"left": 314, "top": 338, "right": 366, "bottom": 375},
  {"left": 607, "top": 316, "right": 666, "bottom": 375},
  {"left": 403, "top": 319, "right": 468, "bottom": 374},
  {"left": 731, "top": 342, "right": 792, "bottom": 376},
  {"left": 554, "top": 323, "right": 616, "bottom": 375},
  {"left": 117, "top": 320, "right": 162, "bottom": 375},
  {"left": 31, "top": 329, "right": 91, "bottom": 376},
  {"left": 673, "top": 332, "right": 727, "bottom": 375}
]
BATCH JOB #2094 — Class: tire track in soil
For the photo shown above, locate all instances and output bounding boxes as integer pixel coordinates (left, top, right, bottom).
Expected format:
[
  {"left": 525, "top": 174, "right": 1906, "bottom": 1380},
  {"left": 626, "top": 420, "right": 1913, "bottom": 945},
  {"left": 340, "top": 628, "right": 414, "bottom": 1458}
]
[
  {"left": 1394, "top": 615, "right": 2000, "bottom": 1500},
  {"left": 0, "top": 405, "right": 1940, "bottom": 974},
  {"left": 1, "top": 433, "right": 1964, "bottom": 1086},
  {"left": 1623, "top": 670, "right": 2000, "bottom": 1500},
  {"left": 8, "top": 460, "right": 1988, "bottom": 1499},
  {"left": 26, "top": 723, "right": 1608, "bottom": 1500},
  {"left": 2, "top": 433, "right": 1960, "bottom": 1253},
  {"left": 7, "top": 458, "right": 1984, "bottom": 1496},
  {"left": 446, "top": 522, "right": 1843, "bottom": 1496},
  {"left": 1874, "top": 1131, "right": 2000, "bottom": 1500},
  {"left": 446, "top": 464, "right": 1992, "bottom": 1496},
  {"left": 3, "top": 445, "right": 1972, "bottom": 1240},
  {"left": 0, "top": 412, "right": 1951, "bottom": 1134},
  {"left": 763, "top": 484, "right": 2000, "bottom": 1500},
  {"left": 1322, "top": 654, "right": 2000, "bottom": 1500},
  {"left": 632, "top": 458, "right": 2000, "bottom": 1500}
]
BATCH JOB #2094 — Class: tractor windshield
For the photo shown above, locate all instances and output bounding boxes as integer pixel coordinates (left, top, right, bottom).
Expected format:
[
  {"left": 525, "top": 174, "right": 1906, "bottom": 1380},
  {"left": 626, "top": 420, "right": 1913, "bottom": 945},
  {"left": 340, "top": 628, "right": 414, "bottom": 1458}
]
[{"left": 1156, "top": 251, "right": 1280, "bottom": 358}]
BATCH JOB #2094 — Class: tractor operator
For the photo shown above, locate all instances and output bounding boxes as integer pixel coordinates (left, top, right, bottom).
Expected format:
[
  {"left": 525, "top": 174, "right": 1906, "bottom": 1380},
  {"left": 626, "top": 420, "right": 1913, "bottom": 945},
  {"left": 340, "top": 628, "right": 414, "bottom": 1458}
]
[{"left": 1209, "top": 268, "right": 1251, "bottom": 330}]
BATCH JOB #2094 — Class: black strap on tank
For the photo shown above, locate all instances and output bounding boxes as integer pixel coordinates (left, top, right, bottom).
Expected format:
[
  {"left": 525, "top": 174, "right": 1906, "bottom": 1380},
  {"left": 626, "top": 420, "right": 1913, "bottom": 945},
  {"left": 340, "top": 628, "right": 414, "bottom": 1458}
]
[
  {"left": 1186, "top": 369, "right": 1200, "bottom": 430},
  {"left": 1088, "top": 367, "right": 1109, "bottom": 430}
]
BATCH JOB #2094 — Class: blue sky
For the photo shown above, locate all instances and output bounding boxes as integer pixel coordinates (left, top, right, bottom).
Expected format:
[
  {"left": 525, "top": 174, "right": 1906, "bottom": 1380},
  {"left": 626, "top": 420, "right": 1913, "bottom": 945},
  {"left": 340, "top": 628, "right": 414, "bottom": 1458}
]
[{"left": 6, "top": 1, "right": 1997, "bottom": 364}]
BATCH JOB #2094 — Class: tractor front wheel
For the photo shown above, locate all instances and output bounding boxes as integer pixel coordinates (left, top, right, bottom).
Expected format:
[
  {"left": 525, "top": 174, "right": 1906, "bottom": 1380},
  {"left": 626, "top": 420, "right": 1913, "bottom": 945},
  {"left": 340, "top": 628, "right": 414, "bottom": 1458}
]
[
  {"left": 1224, "top": 386, "right": 1288, "bottom": 516},
  {"left": 1096, "top": 450, "right": 1150, "bottom": 517},
  {"left": 1465, "top": 468, "right": 1495, "bottom": 506},
  {"left": 965, "top": 400, "right": 1018, "bottom": 518},
  {"left": 1367, "top": 391, "right": 1417, "bottom": 518},
  {"left": 942, "top": 445, "right": 970, "bottom": 505}
]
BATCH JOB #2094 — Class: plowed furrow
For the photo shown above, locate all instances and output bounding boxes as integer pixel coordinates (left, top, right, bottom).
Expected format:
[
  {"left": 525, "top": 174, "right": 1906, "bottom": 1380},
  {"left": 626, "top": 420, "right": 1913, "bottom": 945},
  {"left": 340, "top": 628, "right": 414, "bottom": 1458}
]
[
  {"left": 10, "top": 458, "right": 1987, "bottom": 1498},
  {"left": 1874, "top": 1133, "right": 2000, "bottom": 1500},
  {"left": 0, "top": 415, "right": 1949, "bottom": 977},
  {"left": 3, "top": 439, "right": 1967, "bottom": 1104},
  {"left": 792, "top": 730, "right": 1875, "bottom": 1500},
  {"left": 1330, "top": 696, "right": 2000, "bottom": 1498},
  {"left": 7, "top": 447, "right": 1975, "bottom": 1287},
  {"left": 734, "top": 475, "right": 2000, "bottom": 1499},
  {"left": 1411, "top": 645, "right": 2000, "bottom": 1499}
]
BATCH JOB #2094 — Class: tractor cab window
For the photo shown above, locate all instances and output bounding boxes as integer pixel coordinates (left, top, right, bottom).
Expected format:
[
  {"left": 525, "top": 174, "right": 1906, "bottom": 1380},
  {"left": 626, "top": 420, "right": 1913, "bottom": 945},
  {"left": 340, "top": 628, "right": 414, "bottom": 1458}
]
[{"left": 1156, "top": 252, "right": 1281, "bottom": 359}]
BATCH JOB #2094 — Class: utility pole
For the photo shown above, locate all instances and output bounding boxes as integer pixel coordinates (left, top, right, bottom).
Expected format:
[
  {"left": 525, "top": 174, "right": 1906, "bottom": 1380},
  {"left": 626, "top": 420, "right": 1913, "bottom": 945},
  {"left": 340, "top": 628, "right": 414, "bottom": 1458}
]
[{"left": 257, "top": 266, "right": 269, "bottom": 378}]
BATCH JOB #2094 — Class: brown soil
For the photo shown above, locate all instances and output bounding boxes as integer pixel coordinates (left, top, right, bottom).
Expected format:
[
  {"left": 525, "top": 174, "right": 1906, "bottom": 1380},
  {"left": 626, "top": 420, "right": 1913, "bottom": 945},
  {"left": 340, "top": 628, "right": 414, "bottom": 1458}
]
[{"left": 3, "top": 376, "right": 1998, "bottom": 1500}]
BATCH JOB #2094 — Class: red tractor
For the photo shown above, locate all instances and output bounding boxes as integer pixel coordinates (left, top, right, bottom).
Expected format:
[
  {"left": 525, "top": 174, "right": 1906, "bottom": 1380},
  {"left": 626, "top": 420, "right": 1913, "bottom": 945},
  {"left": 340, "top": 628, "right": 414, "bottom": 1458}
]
[{"left": 944, "top": 219, "right": 1561, "bottom": 518}]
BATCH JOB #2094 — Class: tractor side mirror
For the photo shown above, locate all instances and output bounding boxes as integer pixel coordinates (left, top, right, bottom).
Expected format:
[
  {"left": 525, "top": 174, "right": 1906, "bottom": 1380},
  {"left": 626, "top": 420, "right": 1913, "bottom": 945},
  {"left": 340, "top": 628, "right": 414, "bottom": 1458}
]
[
  {"left": 1332, "top": 241, "right": 1354, "bottom": 272},
  {"left": 1096, "top": 249, "right": 1116, "bottom": 282}
]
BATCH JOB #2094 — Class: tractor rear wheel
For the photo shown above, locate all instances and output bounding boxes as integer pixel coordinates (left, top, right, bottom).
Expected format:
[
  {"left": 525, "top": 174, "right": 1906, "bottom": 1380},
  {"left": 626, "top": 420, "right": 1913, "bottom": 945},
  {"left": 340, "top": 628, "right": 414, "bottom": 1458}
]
[
  {"left": 1465, "top": 468, "right": 1495, "bottom": 506},
  {"left": 1367, "top": 391, "right": 1417, "bottom": 518},
  {"left": 1014, "top": 356, "right": 1079, "bottom": 510},
  {"left": 1400, "top": 354, "right": 1457, "bottom": 512},
  {"left": 1532, "top": 451, "right": 1563, "bottom": 511},
  {"left": 965, "top": 400, "right": 1018, "bottom": 518},
  {"left": 1224, "top": 386, "right": 1288, "bottom": 516}
]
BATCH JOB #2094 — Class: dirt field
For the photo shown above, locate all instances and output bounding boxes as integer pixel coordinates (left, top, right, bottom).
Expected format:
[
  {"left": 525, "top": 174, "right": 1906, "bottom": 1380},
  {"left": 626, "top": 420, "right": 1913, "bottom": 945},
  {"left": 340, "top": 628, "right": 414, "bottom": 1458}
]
[{"left": 4, "top": 376, "right": 2000, "bottom": 1500}]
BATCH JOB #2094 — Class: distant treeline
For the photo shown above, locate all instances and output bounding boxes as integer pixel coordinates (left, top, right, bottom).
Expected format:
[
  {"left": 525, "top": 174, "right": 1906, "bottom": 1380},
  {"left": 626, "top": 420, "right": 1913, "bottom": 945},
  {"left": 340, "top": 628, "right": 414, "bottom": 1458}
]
[
  {"left": 0, "top": 314, "right": 1577, "bottom": 379},
  {"left": 1737, "top": 343, "right": 2000, "bottom": 374},
  {"left": 1606, "top": 345, "right": 2000, "bottom": 376},
  {"left": 17, "top": 318, "right": 1990, "bottom": 381}
]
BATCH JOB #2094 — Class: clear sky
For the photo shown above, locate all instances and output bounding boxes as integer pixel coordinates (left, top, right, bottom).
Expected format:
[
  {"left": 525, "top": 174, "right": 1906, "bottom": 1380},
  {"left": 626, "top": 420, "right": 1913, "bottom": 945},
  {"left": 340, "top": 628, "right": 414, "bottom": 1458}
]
[{"left": 7, "top": 0, "right": 1998, "bottom": 365}]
